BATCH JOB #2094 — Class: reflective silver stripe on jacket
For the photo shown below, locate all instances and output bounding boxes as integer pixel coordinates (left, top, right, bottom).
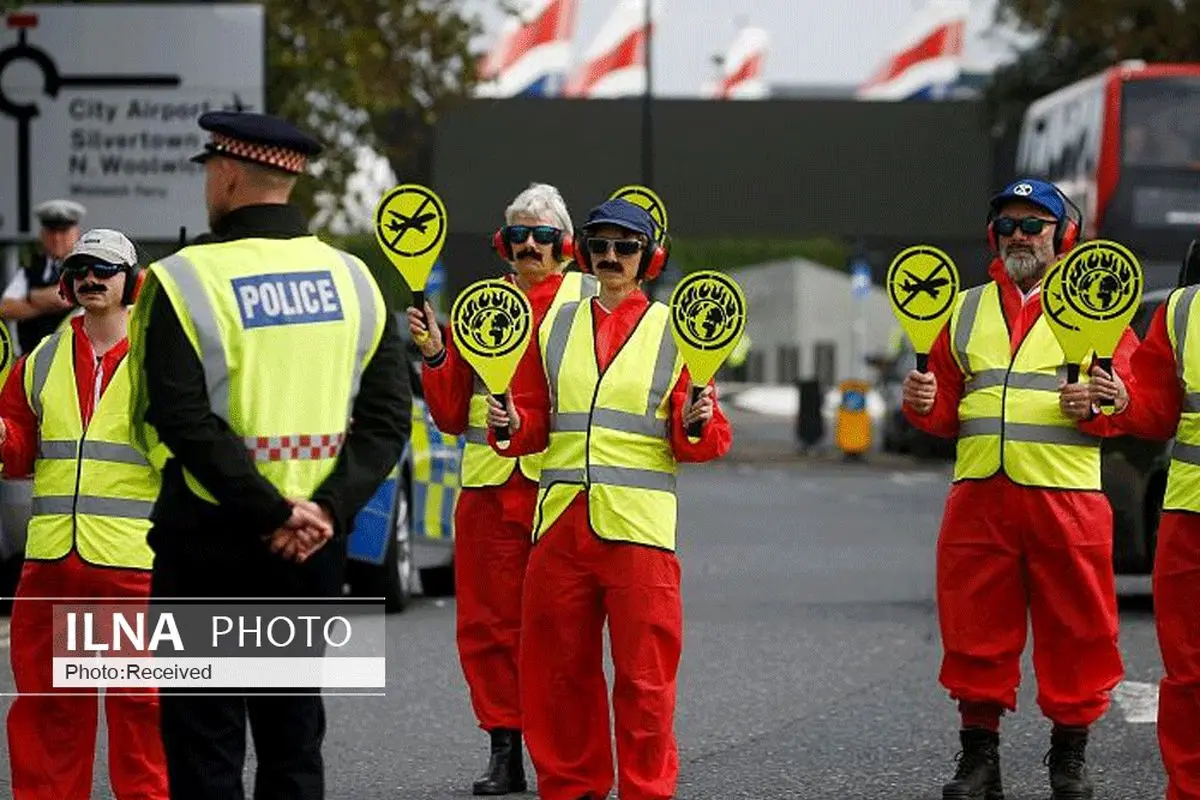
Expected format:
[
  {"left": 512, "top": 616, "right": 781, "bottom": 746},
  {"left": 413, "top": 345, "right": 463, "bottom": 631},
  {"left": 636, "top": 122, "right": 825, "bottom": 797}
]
[
  {"left": 965, "top": 368, "right": 1070, "bottom": 395},
  {"left": 38, "top": 439, "right": 149, "bottom": 465},
  {"left": 1173, "top": 442, "right": 1200, "bottom": 466},
  {"left": 538, "top": 466, "right": 675, "bottom": 493},
  {"left": 953, "top": 286, "right": 986, "bottom": 374},
  {"left": 29, "top": 331, "right": 66, "bottom": 422},
  {"left": 157, "top": 251, "right": 378, "bottom": 421},
  {"left": 540, "top": 304, "right": 678, "bottom": 491},
  {"left": 31, "top": 495, "right": 154, "bottom": 519},
  {"left": 958, "top": 417, "right": 1098, "bottom": 447},
  {"left": 1170, "top": 287, "right": 1200, "bottom": 413}
]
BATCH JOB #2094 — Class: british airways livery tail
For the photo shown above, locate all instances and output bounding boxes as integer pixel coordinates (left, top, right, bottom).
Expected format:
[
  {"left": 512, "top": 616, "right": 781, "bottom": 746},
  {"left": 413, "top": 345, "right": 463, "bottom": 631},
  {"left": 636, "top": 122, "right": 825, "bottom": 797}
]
[
  {"left": 475, "top": 0, "right": 578, "bottom": 98},
  {"left": 711, "top": 25, "right": 769, "bottom": 100},
  {"left": 565, "top": 0, "right": 662, "bottom": 98},
  {"left": 856, "top": 0, "right": 967, "bottom": 101}
]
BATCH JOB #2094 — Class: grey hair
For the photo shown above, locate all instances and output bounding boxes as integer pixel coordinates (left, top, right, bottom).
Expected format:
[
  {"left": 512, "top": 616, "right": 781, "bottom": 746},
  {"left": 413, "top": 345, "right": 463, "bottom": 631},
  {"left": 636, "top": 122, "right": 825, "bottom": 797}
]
[{"left": 504, "top": 183, "right": 573, "bottom": 236}]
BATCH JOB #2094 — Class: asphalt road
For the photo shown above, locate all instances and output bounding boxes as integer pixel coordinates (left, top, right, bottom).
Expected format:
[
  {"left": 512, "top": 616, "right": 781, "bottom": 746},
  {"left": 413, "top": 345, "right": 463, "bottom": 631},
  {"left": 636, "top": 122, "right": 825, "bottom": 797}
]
[{"left": 0, "top": 434, "right": 1169, "bottom": 799}]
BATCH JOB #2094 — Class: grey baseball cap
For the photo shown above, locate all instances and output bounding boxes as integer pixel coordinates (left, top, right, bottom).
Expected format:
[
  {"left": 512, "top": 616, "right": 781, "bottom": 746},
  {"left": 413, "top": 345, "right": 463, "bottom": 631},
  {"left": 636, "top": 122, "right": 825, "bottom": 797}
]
[{"left": 63, "top": 228, "right": 138, "bottom": 268}]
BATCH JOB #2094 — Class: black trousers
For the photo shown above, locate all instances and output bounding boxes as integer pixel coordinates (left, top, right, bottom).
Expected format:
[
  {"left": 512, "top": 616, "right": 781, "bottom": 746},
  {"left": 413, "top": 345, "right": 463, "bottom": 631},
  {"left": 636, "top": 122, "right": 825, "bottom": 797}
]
[{"left": 150, "top": 522, "right": 346, "bottom": 800}]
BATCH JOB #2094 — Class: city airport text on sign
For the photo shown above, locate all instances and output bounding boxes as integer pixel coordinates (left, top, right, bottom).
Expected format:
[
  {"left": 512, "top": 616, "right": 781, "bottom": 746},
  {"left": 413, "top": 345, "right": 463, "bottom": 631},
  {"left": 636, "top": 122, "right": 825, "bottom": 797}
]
[{"left": 0, "top": 4, "right": 264, "bottom": 240}]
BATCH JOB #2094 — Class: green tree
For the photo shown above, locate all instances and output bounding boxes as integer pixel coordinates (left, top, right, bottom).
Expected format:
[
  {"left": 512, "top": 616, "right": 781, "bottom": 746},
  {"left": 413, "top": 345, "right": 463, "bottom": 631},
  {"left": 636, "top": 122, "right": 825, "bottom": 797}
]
[{"left": 986, "top": 0, "right": 1200, "bottom": 133}]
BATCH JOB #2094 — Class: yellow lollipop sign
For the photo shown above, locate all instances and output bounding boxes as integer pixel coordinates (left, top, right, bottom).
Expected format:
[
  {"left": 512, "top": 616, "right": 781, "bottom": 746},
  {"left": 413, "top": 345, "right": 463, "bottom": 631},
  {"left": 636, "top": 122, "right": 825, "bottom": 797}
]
[
  {"left": 887, "top": 245, "right": 961, "bottom": 372},
  {"left": 669, "top": 270, "right": 748, "bottom": 437},
  {"left": 1045, "top": 239, "right": 1143, "bottom": 409},
  {"left": 610, "top": 185, "right": 668, "bottom": 243},
  {"left": 450, "top": 279, "right": 533, "bottom": 448},
  {"left": 374, "top": 183, "right": 448, "bottom": 343}
]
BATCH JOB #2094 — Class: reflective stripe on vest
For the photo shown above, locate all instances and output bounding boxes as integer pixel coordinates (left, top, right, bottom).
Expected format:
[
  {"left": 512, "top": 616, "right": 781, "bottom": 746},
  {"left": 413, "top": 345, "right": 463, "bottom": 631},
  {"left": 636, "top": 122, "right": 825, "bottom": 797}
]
[
  {"left": 131, "top": 239, "right": 386, "bottom": 503},
  {"left": 24, "top": 329, "right": 160, "bottom": 569},
  {"left": 460, "top": 272, "right": 599, "bottom": 489},
  {"left": 533, "top": 298, "right": 682, "bottom": 550},
  {"left": 1164, "top": 286, "right": 1200, "bottom": 511},
  {"left": 948, "top": 282, "right": 1100, "bottom": 490}
]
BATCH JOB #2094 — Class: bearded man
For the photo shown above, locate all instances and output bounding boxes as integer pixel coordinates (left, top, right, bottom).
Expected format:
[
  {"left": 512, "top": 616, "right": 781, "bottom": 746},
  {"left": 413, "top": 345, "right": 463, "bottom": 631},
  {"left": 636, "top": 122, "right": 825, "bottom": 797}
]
[{"left": 901, "top": 178, "right": 1137, "bottom": 800}]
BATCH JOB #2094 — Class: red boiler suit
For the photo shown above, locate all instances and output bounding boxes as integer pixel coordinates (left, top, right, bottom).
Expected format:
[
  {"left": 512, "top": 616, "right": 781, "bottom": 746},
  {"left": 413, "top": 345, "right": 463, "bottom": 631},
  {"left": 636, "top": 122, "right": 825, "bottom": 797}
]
[
  {"left": 493, "top": 289, "right": 732, "bottom": 800},
  {"left": 1109, "top": 303, "right": 1200, "bottom": 799},
  {"left": 2, "top": 316, "right": 169, "bottom": 800},
  {"left": 904, "top": 259, "right": 1132, "bottom": 731},
  {"left": 421, "top": 272, "right": 564, "bottom": 733}
]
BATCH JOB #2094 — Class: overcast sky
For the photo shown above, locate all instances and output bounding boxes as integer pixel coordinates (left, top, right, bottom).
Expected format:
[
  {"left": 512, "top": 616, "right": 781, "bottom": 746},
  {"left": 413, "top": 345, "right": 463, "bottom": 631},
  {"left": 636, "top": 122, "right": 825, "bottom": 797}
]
[{"left": 461, "top": 0, "right": 1028, "bottom": 96}]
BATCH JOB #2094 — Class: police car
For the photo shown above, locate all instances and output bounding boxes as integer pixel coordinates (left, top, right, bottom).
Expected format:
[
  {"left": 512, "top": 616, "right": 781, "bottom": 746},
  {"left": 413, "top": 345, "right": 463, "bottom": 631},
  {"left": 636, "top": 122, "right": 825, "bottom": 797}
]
[{"left": 344, "top": 348, "right": 463, "bottom": 612}]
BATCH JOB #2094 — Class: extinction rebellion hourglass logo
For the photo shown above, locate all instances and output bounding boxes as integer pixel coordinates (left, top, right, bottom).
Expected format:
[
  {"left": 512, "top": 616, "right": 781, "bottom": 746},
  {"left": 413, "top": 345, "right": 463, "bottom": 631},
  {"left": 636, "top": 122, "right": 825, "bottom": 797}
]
[{"left": 0, "top": 12, "right": 181, "bottom": 233}]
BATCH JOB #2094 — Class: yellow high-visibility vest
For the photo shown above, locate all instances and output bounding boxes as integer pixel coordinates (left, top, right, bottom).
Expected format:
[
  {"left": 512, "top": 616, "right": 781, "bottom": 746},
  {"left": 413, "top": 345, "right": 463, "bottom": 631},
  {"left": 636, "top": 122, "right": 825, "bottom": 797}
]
[
  {"left": 24, "top": 328, "right": 159, "bottom": 569},
  {"left": 460, "top": 272, "right": 599, "bottom": 488},
  {"left": 948, "top": 282, "right": 1101, "bottom": 490},
  {"left": 127, "top": 237, "right": 387, "bottom": 503},
  {"left": 533, "top": 298, "right": 683, "bottom": 550},
  {"left": 1164, "top": 285, "right": 1200, "bottom": 512}
]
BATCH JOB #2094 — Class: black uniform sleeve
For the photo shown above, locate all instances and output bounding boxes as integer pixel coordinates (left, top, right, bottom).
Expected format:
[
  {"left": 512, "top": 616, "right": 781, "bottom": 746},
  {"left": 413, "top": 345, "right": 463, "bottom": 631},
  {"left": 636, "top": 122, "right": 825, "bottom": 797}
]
[
  {"left": 143, "top": 291, "right": 293, "bottom": 535},
  {"left": 311, "top": 313, "right": 412, "bottom": 538}
]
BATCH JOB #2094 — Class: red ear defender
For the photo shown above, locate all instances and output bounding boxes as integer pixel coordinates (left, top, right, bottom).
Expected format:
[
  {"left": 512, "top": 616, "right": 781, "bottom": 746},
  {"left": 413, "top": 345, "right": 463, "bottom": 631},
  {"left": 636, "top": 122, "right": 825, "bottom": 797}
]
[
  {"left": 559, "top": 235, "right": 575, "bottom": 262},
  {"left": 58, "top": 275, "right": 76, "bottom": 306},
  {"left": 491, "top": 229, "right": 512, "bottom": 261},
  {"left": 641, "top": 243, "right": 668, "bottom": 281},
  {"left": 1057, "top": 217, "right": 1080, "bottom": 254},
  {"left": 987, "top": 220, "right": 998, "bottom": 254}
]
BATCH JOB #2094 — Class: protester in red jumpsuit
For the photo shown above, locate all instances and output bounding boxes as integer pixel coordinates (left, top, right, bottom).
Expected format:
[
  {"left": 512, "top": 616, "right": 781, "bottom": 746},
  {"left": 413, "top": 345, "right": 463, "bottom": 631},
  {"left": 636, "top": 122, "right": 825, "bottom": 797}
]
[
  {"left": 3, "top": 229, "right": 168, "bottom": 799},
  {"left": 1093, "top": 289, "right": 1200, "bottom": 800},
  {"left": 903, "top": 179, "right": 1134, "bottom": 800},
  {"left": 487, "top": 199, "right": 732, "bottom": 800},
  {"left": 408, "top": 183, "right": 593, "bottom": 795}
]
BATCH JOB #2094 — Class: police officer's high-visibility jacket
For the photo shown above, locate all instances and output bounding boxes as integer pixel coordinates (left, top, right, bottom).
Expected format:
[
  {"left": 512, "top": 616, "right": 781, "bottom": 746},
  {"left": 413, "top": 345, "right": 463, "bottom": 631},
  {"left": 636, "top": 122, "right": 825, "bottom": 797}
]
[
  {"left": 128, "top": 238, "right": 387, "bottom": 503},
  {"left": 948, "top": 282, "right": 1101, "bottom": 490},
  {"left": 1164, "top": 285, "right": 1200, "bottom": 511},
  {"left": 460, "top": 272, "right": 598, "bottom": 488},
  {"left": 532, "top": 298, "right": 684, "bottom": 550},
  {"left": 24, "top": 328, "right": 159, "bottom": 569}
]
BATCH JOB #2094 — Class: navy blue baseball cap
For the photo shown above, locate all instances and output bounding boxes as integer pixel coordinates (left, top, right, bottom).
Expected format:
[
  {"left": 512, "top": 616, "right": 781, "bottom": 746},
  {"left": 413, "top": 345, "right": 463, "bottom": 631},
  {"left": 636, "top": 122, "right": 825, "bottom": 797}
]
[
  {"left": 989, "top": 178, "right": 1067, "bottom": 221},
  {"left": 581, "top": 198, "right": 659, "bottom": 240},
  {"left": 190, "top": 111, "right": 323, "bottom": 174}
]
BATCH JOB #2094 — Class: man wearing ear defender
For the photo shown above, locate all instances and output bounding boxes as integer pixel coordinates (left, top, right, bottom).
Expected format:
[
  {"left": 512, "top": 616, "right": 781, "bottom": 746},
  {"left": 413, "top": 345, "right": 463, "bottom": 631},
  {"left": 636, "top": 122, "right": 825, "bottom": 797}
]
[
  {"left": 0, "top": 229, "right": 169, "bottom": 799},
  {"left": 407, "top": 182, "right": 598, "bottom": 795},
  {"left": 485, "top": 198, "right": 732, "bottom": 800},
  {"left": 901, "top": 178, "right": 1138, "bottom": 800}
]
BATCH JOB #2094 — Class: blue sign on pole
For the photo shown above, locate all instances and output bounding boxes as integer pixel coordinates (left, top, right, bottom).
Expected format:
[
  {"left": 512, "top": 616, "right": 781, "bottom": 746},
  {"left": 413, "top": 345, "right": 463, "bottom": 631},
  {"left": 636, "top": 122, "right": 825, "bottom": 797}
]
[
  {"left": 850, "top": 258, "right": 871, "bottom": 299},
  {"left": 426, "top": 259, "right": 447, "bottom": 309}
]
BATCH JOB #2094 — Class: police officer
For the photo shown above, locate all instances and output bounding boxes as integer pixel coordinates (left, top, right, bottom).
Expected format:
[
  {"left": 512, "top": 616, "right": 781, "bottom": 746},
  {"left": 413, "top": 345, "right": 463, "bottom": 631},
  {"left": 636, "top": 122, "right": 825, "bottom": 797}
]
[
  {"left": 126, "top": 111, "right": 412, "bottom": 800},
  {"left": 0, "top": 200, "right": 81, "bottom": 354}
]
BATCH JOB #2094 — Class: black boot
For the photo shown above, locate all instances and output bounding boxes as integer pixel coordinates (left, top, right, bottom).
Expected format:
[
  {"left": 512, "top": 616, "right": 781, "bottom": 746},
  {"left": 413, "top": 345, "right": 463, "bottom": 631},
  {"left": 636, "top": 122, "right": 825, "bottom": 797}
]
[
  {"left": 942, "top": 728, "right": 1004, "bottom": 800},
  {"left": 1045, "top": 726, "right": 1094, "bottom": 800},
  {"left": 472, "top": 728, "right": 528, "bottom": 796}
]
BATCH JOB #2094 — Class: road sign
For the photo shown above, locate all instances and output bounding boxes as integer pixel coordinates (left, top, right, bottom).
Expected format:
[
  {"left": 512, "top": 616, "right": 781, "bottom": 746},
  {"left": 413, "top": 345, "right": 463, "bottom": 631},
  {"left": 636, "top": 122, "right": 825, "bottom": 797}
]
[
  {"left": 850, "top": 258, "right": 871, "bottom": 299},
  {"left": 0, "top": 5, "right": 264, "bottom": 241}
]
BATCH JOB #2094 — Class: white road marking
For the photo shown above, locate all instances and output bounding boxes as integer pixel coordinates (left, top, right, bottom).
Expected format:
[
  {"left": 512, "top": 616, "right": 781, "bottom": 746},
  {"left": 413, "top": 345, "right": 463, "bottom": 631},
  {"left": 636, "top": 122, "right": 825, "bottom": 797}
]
[
  {"left": 1113, "top": 680, "right": 1159, "bottom": 724},
  {"left": 0, "top": 618, "right": 9, "bottom": 649}
]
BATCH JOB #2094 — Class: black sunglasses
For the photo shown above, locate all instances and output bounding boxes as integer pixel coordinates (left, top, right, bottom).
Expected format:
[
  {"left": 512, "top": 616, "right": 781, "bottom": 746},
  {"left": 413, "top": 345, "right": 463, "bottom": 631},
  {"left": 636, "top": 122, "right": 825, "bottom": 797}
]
[
  {"left": 585, "top": 237, "right": 644, "bottom": 257},
  {"left": 505, "top": 225, "right": 560, "bottom": 245},
  {"left": 993, "top": 216, "right": 1057, "bottom": 237},
  {"left": 64, "top": 261, "right": 124, "bottom": 279}
]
